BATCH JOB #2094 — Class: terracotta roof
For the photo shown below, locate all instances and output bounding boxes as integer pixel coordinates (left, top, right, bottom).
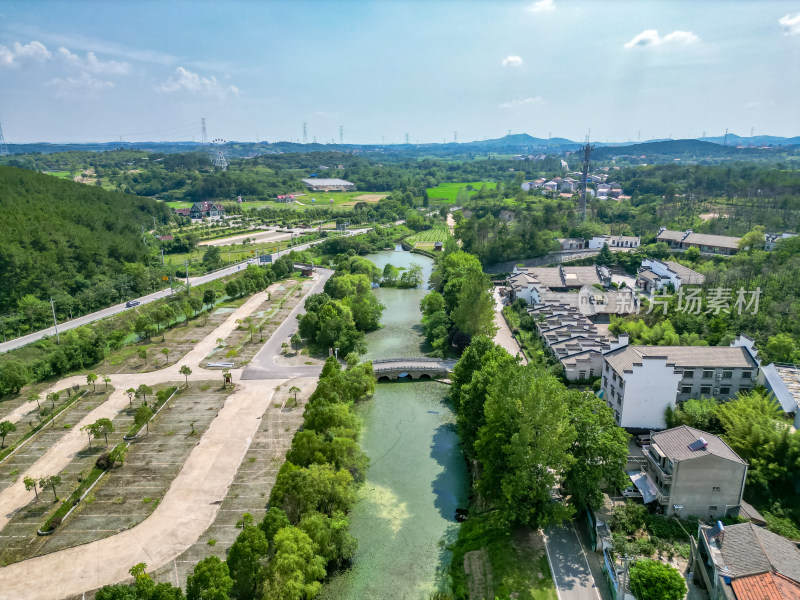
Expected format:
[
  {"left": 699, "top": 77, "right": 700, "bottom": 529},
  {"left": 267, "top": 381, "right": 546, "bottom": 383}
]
[
  {"left": 732, "top": 572, "right": 800, "bottom": 600},
  {"left": 651, "top": 425, "right": 745, "bottom": 464}
]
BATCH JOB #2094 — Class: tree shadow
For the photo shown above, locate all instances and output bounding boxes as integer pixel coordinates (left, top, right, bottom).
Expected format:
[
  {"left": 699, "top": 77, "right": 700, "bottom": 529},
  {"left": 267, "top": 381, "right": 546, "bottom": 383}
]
[{"left": 429, "top": 422, "right": 465, "bottom": 521}]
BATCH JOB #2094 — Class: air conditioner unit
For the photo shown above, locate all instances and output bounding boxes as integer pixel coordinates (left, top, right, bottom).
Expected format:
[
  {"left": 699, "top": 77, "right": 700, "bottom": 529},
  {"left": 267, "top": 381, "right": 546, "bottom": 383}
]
[
  {"left": 715, "top": 373, "right": 722, "bottom": 380},
  {"left": 714, "top": 388, "right": 719, "bottom": 395}
]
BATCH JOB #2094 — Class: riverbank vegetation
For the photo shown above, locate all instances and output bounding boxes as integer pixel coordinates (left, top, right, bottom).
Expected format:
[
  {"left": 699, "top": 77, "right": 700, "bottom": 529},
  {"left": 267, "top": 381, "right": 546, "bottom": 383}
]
[
  {"left": 420, "top": 250, "right": 497, "bottom": 355},
  {"left": 444, "top": 337, "right": 628, "bottom": 599}
]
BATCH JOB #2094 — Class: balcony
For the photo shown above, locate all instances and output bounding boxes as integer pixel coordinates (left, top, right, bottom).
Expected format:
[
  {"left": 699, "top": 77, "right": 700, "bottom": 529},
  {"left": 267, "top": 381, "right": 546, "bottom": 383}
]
[{"left": 644, "top": 449, "right": 673, "bottom": 482}]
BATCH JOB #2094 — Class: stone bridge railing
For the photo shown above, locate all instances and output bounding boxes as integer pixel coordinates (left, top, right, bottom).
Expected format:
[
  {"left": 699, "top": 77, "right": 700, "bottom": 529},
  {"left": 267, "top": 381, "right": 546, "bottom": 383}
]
[{"left": 370, "top": 357, "right": 457, "bottom": 380}]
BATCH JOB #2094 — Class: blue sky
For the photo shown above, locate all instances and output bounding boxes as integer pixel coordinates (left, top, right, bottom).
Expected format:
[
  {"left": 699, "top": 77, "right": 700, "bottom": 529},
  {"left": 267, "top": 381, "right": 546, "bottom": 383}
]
[{"left": 1, "top": 0, "right": 799, "bottom": 144}]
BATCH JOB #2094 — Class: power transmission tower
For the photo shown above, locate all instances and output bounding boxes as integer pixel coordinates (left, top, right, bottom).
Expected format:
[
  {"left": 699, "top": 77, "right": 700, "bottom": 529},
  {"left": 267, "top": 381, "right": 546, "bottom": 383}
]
[
  {"left": 723, "top": 128, "right": 728, "bottom": 146},
  {"left": 0, "top": 122, "right": 9, "bottom": 156},
  {"left": 508, "top": 129, "right": 511, "bottom": 136},
  {"left": 405, "top": 133, "right": 409, "bottom": 144},
  {"left": 454, "top": 131, "right": 458, "bottom": 143},
  {"left": 303, "top": 122, "right": 308, "bottom": 144},
  {"left": 579, "top": 139, "right": 595, "bottom": 222},
  {"left": 339, "top": 125, "right": 343, "bottom": 145},
  {"left": 201, "top": 118, "right": 208, "bottom": 145}
]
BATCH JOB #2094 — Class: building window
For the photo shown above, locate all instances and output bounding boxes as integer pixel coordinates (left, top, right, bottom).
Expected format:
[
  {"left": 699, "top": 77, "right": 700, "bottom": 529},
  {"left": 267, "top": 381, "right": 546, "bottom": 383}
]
[
  {"left": 603, "top": 376, "right": 607, "bottom": 387},
  {"left": 684, "top": 370, "right": 694, "bottom": 379},
  {"left": 617, "top": 396, "right": 622, "bottom": 406},
  {"left": 701, "top": 386, "right": 712, "bottom": 395},
  {"left": 712, "top": 486, "right": 720, "bottom": 493},
  {"left": 742, "top": 371, "right": 752, "bottom": 379},
  {"left": 709, "top": 505, "right": 718, "bottom": 513},
  {"left": 740, "top": 386, "right": 751, "bottom": 393},
  {"left": 681, "top": 386, "right": 692, "bottom": 394},
  {"left": 720, "top": 387, "right": 731, "bottom": 395},
  {"left": 722, "top": 370, "right": 733, "bottom": 379},
  {"left": 612, "top": 373, "right": 617, "bottom": 383},
  {"left": 702, "top": 370, "right": 714, "bottom": 379},
  {"left": 605, "top": 364, "right": 609, "bottom": 373},
  {"left": 579, "top": 371, "right": 586, "bottom": 379},
  {"left": 614, "top": 411, "right": 620, "bottom": 423}
]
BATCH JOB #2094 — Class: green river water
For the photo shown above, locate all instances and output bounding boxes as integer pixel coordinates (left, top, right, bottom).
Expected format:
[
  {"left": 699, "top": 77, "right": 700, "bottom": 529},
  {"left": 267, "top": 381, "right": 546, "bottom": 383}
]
[{"left": 320, "top": 249, "right": 468, "bottom": 599}]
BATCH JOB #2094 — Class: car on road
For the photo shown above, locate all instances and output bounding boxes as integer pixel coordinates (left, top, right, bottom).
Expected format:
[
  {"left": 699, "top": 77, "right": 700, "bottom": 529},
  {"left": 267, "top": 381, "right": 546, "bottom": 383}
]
[{"left": 125, "top": 300, "right": 140, "bottom": 308}]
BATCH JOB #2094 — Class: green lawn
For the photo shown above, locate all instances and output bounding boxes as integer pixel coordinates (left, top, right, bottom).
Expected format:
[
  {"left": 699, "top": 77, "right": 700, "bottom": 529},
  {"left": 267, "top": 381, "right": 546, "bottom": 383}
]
[
  {"left": 165, "top": 201, "right": 193, "bottom": 209},
  {"left": 427, "top": 181, "right": 496, "bottom": 203},
  {"left": 42, "top": 170, "right": 74, "bottom": 179}
]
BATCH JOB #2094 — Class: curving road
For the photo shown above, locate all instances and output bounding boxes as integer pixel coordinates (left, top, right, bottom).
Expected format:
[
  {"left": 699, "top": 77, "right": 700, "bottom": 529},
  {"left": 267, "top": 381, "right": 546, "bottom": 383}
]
[{"left": 0, "top": 228, "right": 370, "bottom": 355}]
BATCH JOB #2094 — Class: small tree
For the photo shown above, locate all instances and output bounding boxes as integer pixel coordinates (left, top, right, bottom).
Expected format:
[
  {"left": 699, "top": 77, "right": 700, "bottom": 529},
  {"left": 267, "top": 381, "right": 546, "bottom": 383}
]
[
  {"left": 203, "top": 289, "right": 216, "bottom": 311},
  {"left": 126, "top": 388, "right": 136, "bottom": 408},
  {"left": 161, "top": 347, "right": 170, "bottom": 364},
  {"left": 137, "top": 384, "right": 152, "bottom": 405},
  {"left": 86, "top": 372, "right": 98, "bottom": 392},
  {"left": 46, "top": 391, "right": 59, "bottom": 409},
  {"left": 135, "top": 404, "right": 154, "bottom": 433},
  {"left": 629, "top": 559, "right": 687, "bottom": 600},
  {"left": 258, "top": 323, "right": 265, "bottom": 342},
  {"left": 138, "top": 348, "right": 148, "bottom": 365},
  {"left": 39, "top": 474, "right": 61, "bottom": 501},
  {"left": 288, "top": 386, "right": 300, "bottom": 405},
  {"left": 222, "top": 368, "right": 230, "bottom": 388},
  {"left": 81, "top": 422, "right": 96, "bottom": 448},
  {"left": 102, "top": 374, "right": 111, "bottom": 391},
  {"left": 94, "top": 418, "right": 115, "bottom": 446},
  {"left": 28, "top": 391, "right": 41, "bottom": 410},
  {"left": 23, "top": 475, "right": 38, "bottom": 501},
  {"left": 0, "top": 420, "right": 17, "bottom": 448},
  {"left": 291, "top": 333, "right": 302, "bottom": 353},
  {"left": 108, "top": 444, "right": 128, "bottom": 466},
  {"left": 180, "top": 365, "right": 192, "bottom": 386}
]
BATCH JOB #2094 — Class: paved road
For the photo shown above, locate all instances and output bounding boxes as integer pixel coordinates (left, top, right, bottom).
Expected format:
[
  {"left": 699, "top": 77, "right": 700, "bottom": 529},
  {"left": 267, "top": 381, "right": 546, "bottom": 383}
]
[
  {"left": 0, "top": 229, "right": 370, "bottom": 355},
  {"left": 543, "top": 521, "right": 602, "bottom": 600},
  {"left": 241, "top": 268, "right": 334, "bottom": 380}
]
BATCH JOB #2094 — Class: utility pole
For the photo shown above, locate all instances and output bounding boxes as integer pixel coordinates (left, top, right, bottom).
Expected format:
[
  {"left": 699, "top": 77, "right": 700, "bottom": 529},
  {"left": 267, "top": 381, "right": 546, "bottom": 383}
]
[
  {"left": 620, "top": 555, "right": 629, "bottom": 598},
  {"left": 579, "top": 138, "right": 595, "bottom": 222},
  {"left": 50, "top": 298, "right": 60, "bottom": 344},
  {"left": 185, "top": 259, "right": 190, "bottom": 290},
  {"left": 339, "top": 125, "right": 343, "bottom": 145},
  {"left": 160, "top": 248, "right": 165, "bottom": 266},
  {"left": 723, "top": 128, "right": 729, "bottom": 146},
  {"left": 303, "top": 122, "right": 308, "bottom": 144}
]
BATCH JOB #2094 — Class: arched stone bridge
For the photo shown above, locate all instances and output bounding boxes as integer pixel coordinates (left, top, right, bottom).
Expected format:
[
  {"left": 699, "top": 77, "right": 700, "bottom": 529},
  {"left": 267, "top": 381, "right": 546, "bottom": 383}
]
[{"left": 371, "top": 358, "right": 458, "bottom": 381}]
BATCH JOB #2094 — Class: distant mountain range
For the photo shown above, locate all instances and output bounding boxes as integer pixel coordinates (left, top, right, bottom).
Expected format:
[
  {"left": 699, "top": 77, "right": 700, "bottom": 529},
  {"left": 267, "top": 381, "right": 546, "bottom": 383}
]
[{"left": 4, "top": 132, "right": 798, "bottom": 157}]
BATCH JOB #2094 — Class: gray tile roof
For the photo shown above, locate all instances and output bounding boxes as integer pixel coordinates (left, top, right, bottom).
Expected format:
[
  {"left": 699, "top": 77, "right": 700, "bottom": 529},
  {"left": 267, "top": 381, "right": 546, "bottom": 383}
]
[
  {"left": 656, "top": 229, "right": 741, "bottom": 249},
  {"left": 652, "top": 425, "right": 745, "bottom": 464},
  {"left": 704, "top": 522, "right": 800, "bottom": 582},
  {"left": 664, "top": 261, "right": 705, "bottom": 283},
  {"left": 604, "top": 345, "right": 758, "bottom": 374}
]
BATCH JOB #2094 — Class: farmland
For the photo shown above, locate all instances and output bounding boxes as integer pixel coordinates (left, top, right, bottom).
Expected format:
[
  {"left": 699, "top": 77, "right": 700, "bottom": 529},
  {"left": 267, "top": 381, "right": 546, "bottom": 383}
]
[
  {"left": 405, "top": 226, "right": 451, "bottom": 250},
  {"left": 426, "top": 181, "right": 496, "bottom": 203}
]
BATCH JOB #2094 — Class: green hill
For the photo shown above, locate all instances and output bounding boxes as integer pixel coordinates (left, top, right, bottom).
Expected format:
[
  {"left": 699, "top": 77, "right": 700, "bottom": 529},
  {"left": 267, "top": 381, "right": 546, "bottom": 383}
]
[{"left": 0, "top": 165, "right": 171, "bottom": 321}]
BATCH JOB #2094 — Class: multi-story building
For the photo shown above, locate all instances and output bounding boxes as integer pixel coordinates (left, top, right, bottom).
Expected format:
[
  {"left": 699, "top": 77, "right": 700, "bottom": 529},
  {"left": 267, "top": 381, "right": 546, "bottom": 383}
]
[
  {"left": 601, "top": 335, "right": 760, "bottom": 428},
  {"left": 692, "top": 521, "right": 800, "bottom": 600},
  {"left": 632, "top": 425, "right": 746, "bottom": 519}
]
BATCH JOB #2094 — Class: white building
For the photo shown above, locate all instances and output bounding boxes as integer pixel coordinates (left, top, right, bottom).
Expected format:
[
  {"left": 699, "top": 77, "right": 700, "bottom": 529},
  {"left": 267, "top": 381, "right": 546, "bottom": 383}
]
[
  {"left": 587, "top": 235, "right": 641, "bottom": 250},
  {"left": 636, "top": 258, "right": 705, "bottom": 292},
  {"left": 601, "top": 335, "right": 760, "bottom": 429}
]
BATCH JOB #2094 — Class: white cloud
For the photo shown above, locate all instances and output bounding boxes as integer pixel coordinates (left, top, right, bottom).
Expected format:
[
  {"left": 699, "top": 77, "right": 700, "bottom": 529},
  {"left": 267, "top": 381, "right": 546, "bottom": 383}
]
[
  {"left": 0, "top": 40, "right": 51, "bottom": 68},
  {"left": 157, "top": 67, "right": 241, "bottom": 98},
  {"left": 501, "top": 55, "right": 523, "bottom": 67},
  {"left": 624, "top": 29, "right": 699, "bottom": 49},
  {"left": 498, "top": 96, "right": 545, "bottom": 109},
  {"left": 47, "top": 72, "right": 114, "bottom": 99},
  {"left": 528, "top": 0, "right": 555, "bottom": 13},
  {"left": 58, "top": 47, "right": 130, "bottom": 75},
  {"left": 779, "top": 12, "right": 800, "bottom": 35}
]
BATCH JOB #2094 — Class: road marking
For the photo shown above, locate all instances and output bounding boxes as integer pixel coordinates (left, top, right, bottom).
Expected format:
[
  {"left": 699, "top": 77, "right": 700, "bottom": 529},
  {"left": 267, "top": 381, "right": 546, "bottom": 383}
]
[
  {"left": 570, "top": 521, "right": 602, "bottom": 600},
  {"left": 542, "top": 528, "right": 564, "bottom": 600}
]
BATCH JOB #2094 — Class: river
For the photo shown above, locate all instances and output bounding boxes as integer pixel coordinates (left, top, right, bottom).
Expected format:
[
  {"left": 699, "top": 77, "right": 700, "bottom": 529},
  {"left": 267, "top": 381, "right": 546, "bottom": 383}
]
[{"left": 321, "top": 249, "right": 468, "bottom": 600}]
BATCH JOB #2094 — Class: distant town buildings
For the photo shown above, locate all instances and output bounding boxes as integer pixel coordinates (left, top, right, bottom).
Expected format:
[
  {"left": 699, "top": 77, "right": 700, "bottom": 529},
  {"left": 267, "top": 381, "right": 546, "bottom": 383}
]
[{"left": 301, "top": 178, "right": 355, "bottom": 192}]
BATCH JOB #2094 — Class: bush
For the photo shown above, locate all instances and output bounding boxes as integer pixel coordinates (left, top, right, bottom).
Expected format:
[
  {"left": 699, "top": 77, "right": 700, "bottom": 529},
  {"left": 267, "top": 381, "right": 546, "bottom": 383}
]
[
  {"left": 629, "top": 559, "right": 687, "bottom": 600},
  {"left": 95, "top": 452, "right": 112, "bottom": 470}
]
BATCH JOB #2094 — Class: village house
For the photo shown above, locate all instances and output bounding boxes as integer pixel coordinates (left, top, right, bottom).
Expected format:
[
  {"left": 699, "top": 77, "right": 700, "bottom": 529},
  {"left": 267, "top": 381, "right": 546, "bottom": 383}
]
[
  {"left": 187, "top": 201, "right": 225, "bottom": 220},
  {"left": 587, "top": 234, "right": 640, "bottom": 249},
  {"left": 556, "top": 237, "right": 585, "bottom": 251},
  {"left": 764, "top": 231, "right": 798, "bottom": 251},
  {"left": 629, "top": 426, "right": 747, "bottom": 519},
  {"left": 636, "top": 258, "right": 705, "bottom": 292},
  {"left": 656, "top": 227, "right": 741, "bottom": 256},
  {"left": 692, "top": 521, "right": 800, "bottom": 600}
]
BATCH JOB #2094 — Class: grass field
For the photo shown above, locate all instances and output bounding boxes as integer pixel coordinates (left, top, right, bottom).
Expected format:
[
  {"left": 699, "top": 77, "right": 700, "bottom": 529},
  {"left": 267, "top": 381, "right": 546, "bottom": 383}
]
[
  {"left": 426, "top": 181, "right": 496, "bottom": 203},
  {"left": 405, "top": 226, "right": 451, "bottom": 250},
  {"left": 42, "top": 170, "right": 74, "bottom": 179}
]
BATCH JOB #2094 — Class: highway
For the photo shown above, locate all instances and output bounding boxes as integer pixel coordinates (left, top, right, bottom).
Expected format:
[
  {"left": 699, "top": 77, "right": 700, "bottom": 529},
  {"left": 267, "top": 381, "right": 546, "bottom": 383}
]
[{"left": 0, "top": 228, "right": 371, "bottom": 355}]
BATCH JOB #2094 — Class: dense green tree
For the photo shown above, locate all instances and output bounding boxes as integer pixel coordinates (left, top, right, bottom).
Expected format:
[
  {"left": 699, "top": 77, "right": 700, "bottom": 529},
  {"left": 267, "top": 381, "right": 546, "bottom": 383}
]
[
  {"left": 0, "top": 420, "right": 17, "bottom": 448},
  {"left": 260, "top": 507, "right": 291, "bottom": 545},
  {"left": 263, "top": 526, "right": 327, "bottom": 600},
  {"left": 202, "top": 246, "right": 223, "bottom": 271},
  {"left": 450, "top": 270, "right": 497, "bottom": 341},
  {"left": 186, "top": 556, "right": 233, "bottom": 600},
  {"left": 628, "top": 560, "right": 687, "bottom": 600},
  {"left": 269, "top": 463, "right": 356, "bottom": 523},
  {"left": 298, "top": 511, "right": 357, "bottom": 569},
  {"left": 596, "top": 243, "right": 615, "bottom": 266},
  {"left": 227, "top": 525, "right": 269, "bottom": 600}
]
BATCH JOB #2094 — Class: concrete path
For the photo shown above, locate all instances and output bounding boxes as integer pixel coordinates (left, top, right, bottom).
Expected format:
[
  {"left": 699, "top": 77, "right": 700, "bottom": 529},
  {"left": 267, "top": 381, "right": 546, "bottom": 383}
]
[
  {"left": 241, "top": 268, "right": 334, "bottom": 379},
  {"left": 0, "top": 272, "right": 339, "bottom": 598},
  {"left": 543, "top": 522, "right": 602, "bottom": 600},
  {"left": 492, "top": 287, "right": 528, "bottom": 365}
]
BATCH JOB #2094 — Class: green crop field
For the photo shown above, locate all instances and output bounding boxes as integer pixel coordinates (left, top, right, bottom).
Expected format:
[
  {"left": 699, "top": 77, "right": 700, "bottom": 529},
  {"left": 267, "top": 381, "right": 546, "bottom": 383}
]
[
  {"left": 405, "top": 226, "right": 451, "bottom": 250},
  {"left": 42, "top": 170, "right": 74, "bottom": 179},
  {"left": 426, "top": 181, "right": 496, "bottom": 203}
]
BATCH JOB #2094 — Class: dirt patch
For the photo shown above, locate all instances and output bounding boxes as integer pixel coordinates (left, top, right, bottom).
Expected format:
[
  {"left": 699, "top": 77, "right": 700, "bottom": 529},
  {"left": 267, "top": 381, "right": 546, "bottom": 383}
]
[
  {"left": 342, "top": 193, "right": 388, "bottom": 206},
  {"left": 465, "top": 548, "right": 495, "bottom": 600}
]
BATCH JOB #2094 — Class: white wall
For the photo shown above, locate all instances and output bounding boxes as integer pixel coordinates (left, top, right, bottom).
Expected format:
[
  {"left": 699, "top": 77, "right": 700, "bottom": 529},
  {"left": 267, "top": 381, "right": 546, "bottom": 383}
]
[
  {"left": 641, "top": 258, "right": 681, "bottom": 290},
  {"left": 616, "top": 357, "right": 682, "bottom": 429}
]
